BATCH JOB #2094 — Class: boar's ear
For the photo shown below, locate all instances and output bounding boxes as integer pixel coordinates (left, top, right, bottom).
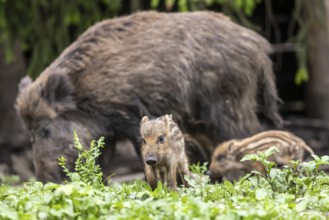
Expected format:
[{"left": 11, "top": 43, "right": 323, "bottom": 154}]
[
  {"left": 141, "top": 116, "right": 149, "bottom": 124},
  {"left": 41, "top": 73, "right": 76, "bottom": 114},
  {"left": 18, "top": 76, "right": 33, "bottom": 93}
]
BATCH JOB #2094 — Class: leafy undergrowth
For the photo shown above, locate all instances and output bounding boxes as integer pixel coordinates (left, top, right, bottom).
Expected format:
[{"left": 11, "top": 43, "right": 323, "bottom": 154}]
[{"left": 1, "top": 137, "right": 329, "bottom": 220}]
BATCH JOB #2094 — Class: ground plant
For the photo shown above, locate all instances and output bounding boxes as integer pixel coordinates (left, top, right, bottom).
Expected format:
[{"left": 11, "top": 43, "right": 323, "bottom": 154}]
[{"left": 1, "top": 136, "right": 329, "bottom": 220}]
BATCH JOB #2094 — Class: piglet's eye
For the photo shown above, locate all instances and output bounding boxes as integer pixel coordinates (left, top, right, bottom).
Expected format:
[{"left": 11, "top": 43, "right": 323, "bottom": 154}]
[
  {"left": 141, "top": 138, "right": 146, "bottom": 145},
  {"left": 158, "top": 135, "right": 165, "bottom": 144},
  {"left": 216, "top": 155, "right": 224, "bottom": 161}
]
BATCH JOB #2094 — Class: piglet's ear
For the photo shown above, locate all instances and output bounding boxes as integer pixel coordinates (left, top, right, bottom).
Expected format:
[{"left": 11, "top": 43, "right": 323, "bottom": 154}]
[
  {"left": 164, "top": 114, "right": 173, "bottom": 125},
  {"left": 141, "top": 116, "right": 149, "bottom": 124},
  {"left": 227, "top": 142, "right": 234, "bottom": 153},
  {"left": 18, "top": 76, "right": 33, "bottom": 94},
  {"left": 41, "top": 73, "right": 76, "bottom": 114}
]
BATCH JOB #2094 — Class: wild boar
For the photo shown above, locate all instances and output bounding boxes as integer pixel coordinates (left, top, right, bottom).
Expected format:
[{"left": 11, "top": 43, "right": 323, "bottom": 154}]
[
  {"left": 140, "top": 114, "right": 190, "bottom": 189},
  {"left": 207, "top": 130, "right": 314, "bottom": 181},
  {"left": 16, "top": 11, "right": 282, "bottom": 182}
]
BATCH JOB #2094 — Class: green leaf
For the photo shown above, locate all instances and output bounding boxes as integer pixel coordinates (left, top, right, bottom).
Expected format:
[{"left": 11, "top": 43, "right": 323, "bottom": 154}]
[
  {"left": 70, "top": 10, "right": 80, "bottom": 25},
  {"left": 295, "top": 67, "right": 309, "bottom": 85},
  {"left": 255, "top": 188, "right": 269, "bottom": 200},
  {"left": 320, "top": 155, "right": 329, "bottom": 162},
  {"left": 263, "top": 147, "right": 280, "bottom": 158},
  {"left": 0, "top": 204, "right": 19, "bottom": 220},
  {"left": 311, "top": 154, "right": 320, "bottom": 161},
  {"left": 151, "top": 0, "right": 160, "bottom": 9},
  {"left": 241, "top": 154, "right": 258, "bottom": 162},
  {"left": 234, "top": 0, "right": 243, "bottom": 9},
  {"left": 295, "top": 197, "right": 309, "bottom": 212},
  {"left": 178, "top": 0, "right": 188, "bottom": 12},
  {"left": 70, "top": 173, "right": 81, "bottom": 182}
]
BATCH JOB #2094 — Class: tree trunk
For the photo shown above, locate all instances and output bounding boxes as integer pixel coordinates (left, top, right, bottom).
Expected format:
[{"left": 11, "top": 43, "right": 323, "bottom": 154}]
[
  {"left": 0, "top": 42, "right": 29, "bottom": 149},
  {"left": 304, "top": 0, "right": 329, "bottom": 120},
  {"left": 0, "top": 42, "right": 33, "bottom": 180}
]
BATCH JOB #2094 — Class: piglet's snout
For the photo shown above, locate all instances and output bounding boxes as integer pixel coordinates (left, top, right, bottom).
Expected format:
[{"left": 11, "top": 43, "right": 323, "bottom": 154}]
[{"left": 146, "top": 156, "right": 157, "bottom": 166}]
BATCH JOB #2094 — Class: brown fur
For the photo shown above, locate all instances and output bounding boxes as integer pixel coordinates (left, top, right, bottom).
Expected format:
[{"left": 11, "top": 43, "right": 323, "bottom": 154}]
[
  {"left": 140, "top": 114, "right": 190, "bottom": 190},
  {"left": 208, "top": 130, "right": 314, "bottom": 181},
  {"left": 16, "top": 11, "right": 282, "bottom": 182}
]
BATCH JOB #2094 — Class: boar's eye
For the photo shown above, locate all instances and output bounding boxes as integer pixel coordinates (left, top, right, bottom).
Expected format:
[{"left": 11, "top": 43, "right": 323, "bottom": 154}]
[
  {"left": 40, "top": 128, "right": 51, "bottom": 138},
  {"left": 216, "top": 154, "right": 224, "bottom": 161},
  {"left": 157, "top": 135, "right": 165, "bottom": 144}
]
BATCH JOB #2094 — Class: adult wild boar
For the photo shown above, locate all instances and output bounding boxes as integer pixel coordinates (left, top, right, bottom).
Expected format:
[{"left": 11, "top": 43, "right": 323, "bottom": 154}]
[{"left": 16, "top": 11, "right": 282, "bottom": 182}]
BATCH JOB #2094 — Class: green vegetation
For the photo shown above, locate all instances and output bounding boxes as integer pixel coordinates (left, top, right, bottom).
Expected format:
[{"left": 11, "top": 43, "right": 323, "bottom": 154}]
[
  {"left": 1, "top": 137, "right": 329, "bottom": 220},
  {"left": 58, "top": 132, "right": 105, "bottom": 189}
]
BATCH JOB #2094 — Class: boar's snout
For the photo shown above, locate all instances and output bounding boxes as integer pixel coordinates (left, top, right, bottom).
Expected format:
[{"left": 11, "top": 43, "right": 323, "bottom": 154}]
[
  {"left": 206, "top": 168, "right": 223, "bottom": 183},
  {"left": 146, "top": 156, "right": 158, "bottom": 166},
  {"left": 206, "top": 169, "right": 217, "bottom": 179},
  {"left": 34, "top": 160, "right": 64, "bottom": 183},
  {"left": 205, "top": 170, "right": 212, "bottom": 176}
]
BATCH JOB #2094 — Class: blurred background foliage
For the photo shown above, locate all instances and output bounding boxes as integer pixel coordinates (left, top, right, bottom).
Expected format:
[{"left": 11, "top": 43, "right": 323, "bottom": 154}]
[{"left": 0, "top": 0, "right": 264, "bottom": 78}]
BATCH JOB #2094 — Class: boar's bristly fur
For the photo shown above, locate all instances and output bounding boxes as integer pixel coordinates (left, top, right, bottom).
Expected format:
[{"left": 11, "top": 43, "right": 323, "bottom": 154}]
[{"left": 16, "top": 11, "right": 282, "bottom": 182}]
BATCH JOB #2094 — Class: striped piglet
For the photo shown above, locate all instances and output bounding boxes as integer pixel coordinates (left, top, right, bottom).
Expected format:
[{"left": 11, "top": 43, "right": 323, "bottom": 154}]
[{"left": 207, "top": 130, "right": 314, "bottom": 181}]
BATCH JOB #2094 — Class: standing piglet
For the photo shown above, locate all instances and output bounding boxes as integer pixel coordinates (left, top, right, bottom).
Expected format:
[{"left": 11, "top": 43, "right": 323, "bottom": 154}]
[{"left": 140, "top": 114, "right": 190, "bottom": 190}]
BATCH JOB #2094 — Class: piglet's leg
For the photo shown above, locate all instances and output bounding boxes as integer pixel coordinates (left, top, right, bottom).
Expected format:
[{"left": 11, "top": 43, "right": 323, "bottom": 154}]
[
  {"left": 179, "top": 156, "right": 191, "bottom": 188},
  {"left": 159, "top": 167, "right": 167, "bottom": 186},
  {"left": 145, "top": 165, "right": 157, "bottom": 190},
  {"left": 167, "top": 162, "right": 177, "bottom": 189}
]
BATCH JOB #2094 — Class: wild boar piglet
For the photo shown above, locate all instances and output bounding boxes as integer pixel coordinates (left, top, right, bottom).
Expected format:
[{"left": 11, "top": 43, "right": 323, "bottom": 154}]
[
  {"left": 140, "top": 114, "right": 191, "bottom": 190},
  {"left": 208, "top": 130, "right": 314, "bottom": 181}
]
